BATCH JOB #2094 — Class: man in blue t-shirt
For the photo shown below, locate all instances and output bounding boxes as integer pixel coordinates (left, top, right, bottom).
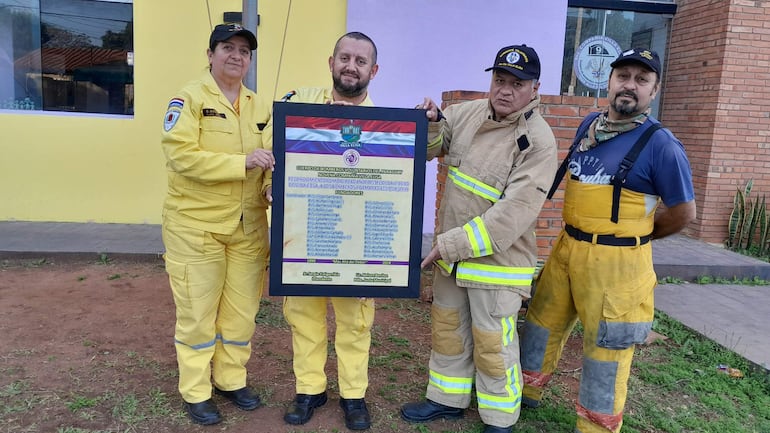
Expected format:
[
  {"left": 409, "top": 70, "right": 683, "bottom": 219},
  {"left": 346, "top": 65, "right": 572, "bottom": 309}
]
[{"left": 519, "top": 48, "right": 696, "bottom": 433}]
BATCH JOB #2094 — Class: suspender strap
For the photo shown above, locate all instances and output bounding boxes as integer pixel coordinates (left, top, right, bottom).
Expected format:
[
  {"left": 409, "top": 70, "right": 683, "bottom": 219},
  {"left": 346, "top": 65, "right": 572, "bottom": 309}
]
[
  {"left": 547, "top": 112, "right": 599, "bottom": 199},
  {"left": 547, "top": 144, "right": 577, "bottom": 199},
  {"left": 609, "top": 123, "right": 662, "bottom": 223}
]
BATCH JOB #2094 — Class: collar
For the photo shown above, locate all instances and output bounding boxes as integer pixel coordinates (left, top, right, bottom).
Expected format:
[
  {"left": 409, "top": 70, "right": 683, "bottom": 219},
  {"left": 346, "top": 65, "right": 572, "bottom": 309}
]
[{"left": 487, "top": 94, "right": 540, "bottom": 123}]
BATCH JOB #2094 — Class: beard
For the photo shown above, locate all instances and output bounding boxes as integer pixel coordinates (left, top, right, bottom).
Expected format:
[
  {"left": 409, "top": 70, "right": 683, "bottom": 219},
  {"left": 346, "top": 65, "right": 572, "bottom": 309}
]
[
  {"left": 611, "top": 92, "right": 640, "bottom": 116},
  {"left": 333, "top": 73, "right": 369, "bottom": 98}
]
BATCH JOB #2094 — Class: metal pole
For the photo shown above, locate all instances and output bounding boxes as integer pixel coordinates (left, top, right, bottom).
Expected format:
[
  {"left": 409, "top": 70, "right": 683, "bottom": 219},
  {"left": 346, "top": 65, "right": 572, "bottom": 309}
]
[{"left": 243, "top": 0, "right": 258, "bottom": 91}]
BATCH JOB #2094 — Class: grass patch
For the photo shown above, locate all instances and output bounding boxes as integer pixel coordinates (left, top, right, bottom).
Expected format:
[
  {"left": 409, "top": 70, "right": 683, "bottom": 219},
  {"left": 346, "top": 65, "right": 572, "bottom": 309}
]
[
  {"left": 377, "top": 299, "right": 431, "bottom": 324},
  {"left": 696, "top": 275, "right": 770, "bottom": 285},
  {"left": 255, "top": 297, "right": 288, "bottom": 328},
  {"left": 369, "top": 350, "right": 414, "bottom": 368},
  {"left": 623, "top": 312, "right": 769, "bottom": 433},
  {"left": 66, "top": 394, "right": 99, "bottom": 411},
  {"left": 519, "top": 310, "right": 770, "bottom": 433},
  {"left": 658, "top": 275, "right": 684, "bottom": 284}
]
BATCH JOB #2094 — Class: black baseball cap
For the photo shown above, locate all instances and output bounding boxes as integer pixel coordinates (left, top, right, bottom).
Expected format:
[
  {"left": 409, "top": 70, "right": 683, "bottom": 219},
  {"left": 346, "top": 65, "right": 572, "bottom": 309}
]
[
  {"left": 209, "top": 24, "right": 257, "bottom": 51},
  {"left": 484, "top": 45, "right": 541, "bottom": 80},
  {"left": 610, "top": 48, "right": 661, "bottom": 75}
]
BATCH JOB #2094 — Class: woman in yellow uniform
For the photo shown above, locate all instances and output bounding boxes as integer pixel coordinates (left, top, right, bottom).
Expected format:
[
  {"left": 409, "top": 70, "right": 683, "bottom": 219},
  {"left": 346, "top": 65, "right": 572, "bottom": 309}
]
[{"left": 160, "top": 24, "right": 274, "bottom": 426}]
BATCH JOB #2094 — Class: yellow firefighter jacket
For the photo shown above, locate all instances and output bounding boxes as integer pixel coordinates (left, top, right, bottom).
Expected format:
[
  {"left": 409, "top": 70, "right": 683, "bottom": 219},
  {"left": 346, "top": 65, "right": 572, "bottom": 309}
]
[{"left": 161, "top": 71, "right": 272, "bottom": 236}]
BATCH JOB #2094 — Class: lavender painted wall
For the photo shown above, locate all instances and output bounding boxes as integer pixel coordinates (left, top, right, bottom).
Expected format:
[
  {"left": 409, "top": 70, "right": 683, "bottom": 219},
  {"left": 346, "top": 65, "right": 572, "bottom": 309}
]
[{"left": 347, "top": 0, "right": 569, "bottom": 233}]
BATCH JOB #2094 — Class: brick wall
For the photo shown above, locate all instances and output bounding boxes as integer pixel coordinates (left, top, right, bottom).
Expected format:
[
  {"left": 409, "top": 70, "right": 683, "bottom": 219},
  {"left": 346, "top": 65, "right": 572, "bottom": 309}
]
[
  {"left": 429, "top": 0, "right": 770, "bottom": 256},
  {"left": 663, "top": 0, "right": 770, "bottom": 244},
  {"left": 431, "top": 91, "right": 605, "bottom": 262},
  {"left": 421, "top": 0, "right": 770, "bottom": 299}
]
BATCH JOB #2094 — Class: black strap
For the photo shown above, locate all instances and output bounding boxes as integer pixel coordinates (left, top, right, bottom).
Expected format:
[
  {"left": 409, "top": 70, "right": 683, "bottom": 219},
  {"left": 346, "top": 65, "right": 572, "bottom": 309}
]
[
  {"left": 609, "top": 123, "right": 662, "bottom": 223},
  {"left": 516, "top": 110, "right": 535, "bottom": 151},
  {"left": 565, "top": 224, "right": 650, "bottom": 247},
  {"left": 547, "top": 144, "right": 576, "bottom": 199},
  {"left": 547, "top": 112, "right": 599, "bottom": 199}
]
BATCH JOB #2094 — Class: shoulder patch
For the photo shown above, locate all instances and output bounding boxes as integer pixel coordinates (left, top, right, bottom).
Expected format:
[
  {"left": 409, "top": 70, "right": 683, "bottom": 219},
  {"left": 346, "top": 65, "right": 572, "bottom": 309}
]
[
  {"left": 163, "top": 109, "right": 181, "bottom": 132},
  {"left": 163, "top": 97, "right": 184, "bottom": 131}
]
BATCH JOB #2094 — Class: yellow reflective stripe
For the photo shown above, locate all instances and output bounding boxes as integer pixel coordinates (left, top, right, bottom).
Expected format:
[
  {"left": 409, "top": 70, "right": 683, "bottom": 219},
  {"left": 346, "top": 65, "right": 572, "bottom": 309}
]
[
  {"left": 429, "top": 370, "right": 473, "bottom": 395},
  {"left": 501, "top": 315, "right": 516, "bottom": 346},
  {"left": 463, "top": 216, "right": 493, "bottom": 257},
  {"left": 436, "top": 259, "right": 454, "bottom": 274},
  {"left": 448, "top": 167, "right": 502, "bottom": 202},
  {"left": 427, "top": 132, "right": 443, "bottom": 151},
  {"left": 456, "top": 263, "right": 534, "bottom": 286},
  {"left": 477, "top": 365, "right": 522, "bottom": 413}
]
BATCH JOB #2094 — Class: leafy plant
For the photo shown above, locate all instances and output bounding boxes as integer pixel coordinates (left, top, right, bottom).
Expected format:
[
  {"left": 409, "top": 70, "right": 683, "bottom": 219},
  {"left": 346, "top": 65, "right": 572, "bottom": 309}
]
[
  {"left": 727, "top": 179, "right": 750, "bottom": 249},
  {"left": 727, "top": 179, "right": 770, "bottom": 257}
]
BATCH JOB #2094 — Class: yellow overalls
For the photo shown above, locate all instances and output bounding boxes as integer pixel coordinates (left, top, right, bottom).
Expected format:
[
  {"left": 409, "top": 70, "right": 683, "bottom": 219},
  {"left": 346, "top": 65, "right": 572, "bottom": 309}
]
[{"left": 521, "top": 177, "right": 658, "bottom": 433}]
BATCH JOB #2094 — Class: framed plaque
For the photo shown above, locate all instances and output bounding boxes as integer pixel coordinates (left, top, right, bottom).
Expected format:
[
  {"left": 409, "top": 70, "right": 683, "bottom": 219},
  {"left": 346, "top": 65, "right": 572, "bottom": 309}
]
[{"left": 269, "top": 102, "right": 427, "bottom": 298}]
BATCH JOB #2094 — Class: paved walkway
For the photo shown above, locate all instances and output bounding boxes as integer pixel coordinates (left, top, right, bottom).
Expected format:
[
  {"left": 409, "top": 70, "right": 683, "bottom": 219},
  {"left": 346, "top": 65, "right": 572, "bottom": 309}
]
[
  {"left": 1, "top": 221, "right": 768, "bottom": 371},
  {"left": 655, "top": 284, "right": 769, "bottom": 371}
]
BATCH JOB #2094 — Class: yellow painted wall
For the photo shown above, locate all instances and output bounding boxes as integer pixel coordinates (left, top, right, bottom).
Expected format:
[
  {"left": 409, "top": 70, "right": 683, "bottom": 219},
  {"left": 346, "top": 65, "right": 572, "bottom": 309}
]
[{"left": 0, "top": 0, "right": 346, "bottom": 223}]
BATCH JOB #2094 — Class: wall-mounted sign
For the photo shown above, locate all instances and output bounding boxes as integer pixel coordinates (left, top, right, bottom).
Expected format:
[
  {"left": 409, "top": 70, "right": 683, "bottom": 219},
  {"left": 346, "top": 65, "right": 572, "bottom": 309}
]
[{"left": 573, "top": 35, "right": 623, "bottom": 90}]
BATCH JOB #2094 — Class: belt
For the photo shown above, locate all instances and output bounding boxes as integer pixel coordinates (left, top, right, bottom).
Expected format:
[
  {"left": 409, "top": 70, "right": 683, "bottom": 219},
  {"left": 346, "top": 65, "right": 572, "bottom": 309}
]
[{"left": 564, "top": 224, "right": 651, "bottom": 247}]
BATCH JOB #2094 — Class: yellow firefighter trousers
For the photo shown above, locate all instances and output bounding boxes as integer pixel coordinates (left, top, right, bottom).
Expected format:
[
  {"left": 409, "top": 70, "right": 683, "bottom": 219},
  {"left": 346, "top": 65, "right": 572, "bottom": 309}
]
[
  {"left": 163, "top": 218, "right": 267, "bottom": 403},
  {"left": 427, "top": 271, "right": 524, "bottom": 428},
  {"left": 283, "top": 296, "right": 375, "bottom": 398},
  {"left": 521, "top": 231, "right": 656, "bottom": 433}
]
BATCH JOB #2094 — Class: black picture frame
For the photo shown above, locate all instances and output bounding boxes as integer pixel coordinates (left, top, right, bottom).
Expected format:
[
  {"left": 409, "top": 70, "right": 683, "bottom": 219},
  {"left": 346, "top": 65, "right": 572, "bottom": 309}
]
[{"left": 269, "top": 102, "right": 427, "bottom": 298}]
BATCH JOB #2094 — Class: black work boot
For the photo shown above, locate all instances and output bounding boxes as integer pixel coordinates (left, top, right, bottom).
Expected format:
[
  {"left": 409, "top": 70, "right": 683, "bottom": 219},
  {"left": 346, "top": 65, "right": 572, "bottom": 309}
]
[
  {"left": 184, "top": 399, "right": 222, "bottom": 425},
  {"left": 214, "top": 386, "right": 261, "bottom": 410},
  {"left": 400, "top": 399, "right": 464, "bottom": 422},
  {"left": 283, "top": 391, "right": 328, "bottom": 425},
  {"left": 340, "top": 397, "right": 371, "bottom": 430}
]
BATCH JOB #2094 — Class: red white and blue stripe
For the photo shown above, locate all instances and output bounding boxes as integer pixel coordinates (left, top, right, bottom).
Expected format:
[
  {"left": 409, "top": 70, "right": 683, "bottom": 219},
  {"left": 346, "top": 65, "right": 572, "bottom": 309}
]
[
  {"left": 284, "top": 116, "right": 416, "bottom": 158},
  {"left": 167, "top": 98, "right": 184, "bottom": 110}
]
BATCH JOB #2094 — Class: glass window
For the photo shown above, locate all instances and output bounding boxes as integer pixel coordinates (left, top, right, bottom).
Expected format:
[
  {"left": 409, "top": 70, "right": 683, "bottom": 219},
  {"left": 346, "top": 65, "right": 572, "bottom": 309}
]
[
  {"left": 561, "top": 1, "right": 673, "bottom": 117},
  {"left": 0, "top": 0, "right": 133, "bottom": 115}
]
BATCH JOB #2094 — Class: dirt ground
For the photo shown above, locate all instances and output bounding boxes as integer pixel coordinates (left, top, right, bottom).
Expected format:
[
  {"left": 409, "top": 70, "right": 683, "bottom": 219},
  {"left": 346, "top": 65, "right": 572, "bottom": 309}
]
[{"left": 0, "top": 256, "right": 584, "bottom": 433}]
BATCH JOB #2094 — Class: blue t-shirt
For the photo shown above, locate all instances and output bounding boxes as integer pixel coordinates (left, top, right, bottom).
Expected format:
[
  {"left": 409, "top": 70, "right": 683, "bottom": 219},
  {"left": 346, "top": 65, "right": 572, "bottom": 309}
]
[{"left": 568, "top": 114, "right": 694, "bottom": 208}]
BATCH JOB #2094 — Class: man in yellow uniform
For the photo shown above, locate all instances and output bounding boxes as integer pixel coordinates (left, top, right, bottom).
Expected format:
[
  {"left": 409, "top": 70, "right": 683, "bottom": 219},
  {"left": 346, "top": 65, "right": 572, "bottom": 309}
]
[
  {"left": 400, "top": 44, "right": 558, "bottom": 433},
  {"left": 160, "top": 24, "right": 274, "bottom": 425},
  {"left": 520, "top": 48, "right": 696, "bottom": 433},
  {"left": 263, "top": 31, "right": 379, "bottom": 431}
]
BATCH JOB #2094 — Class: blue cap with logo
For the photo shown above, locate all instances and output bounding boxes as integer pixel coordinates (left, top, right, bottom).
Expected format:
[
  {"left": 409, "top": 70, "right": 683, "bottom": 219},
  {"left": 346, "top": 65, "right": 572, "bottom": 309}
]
[
  {"left": 484, "top": 44, "right": 541, "bottom": 80},
  {"left": 610, "top": 48, "right": 661, "bottom": 75}
]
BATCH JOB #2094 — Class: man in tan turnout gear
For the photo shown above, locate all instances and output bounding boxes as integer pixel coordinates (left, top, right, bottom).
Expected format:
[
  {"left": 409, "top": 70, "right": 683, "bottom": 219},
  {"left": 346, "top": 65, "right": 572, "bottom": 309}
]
[
  {"left": 400, "top": 44, "right": 557, "bottom": 433},
  {"left": 263, "top": 31, "right": 379, "bottom": 431}
]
